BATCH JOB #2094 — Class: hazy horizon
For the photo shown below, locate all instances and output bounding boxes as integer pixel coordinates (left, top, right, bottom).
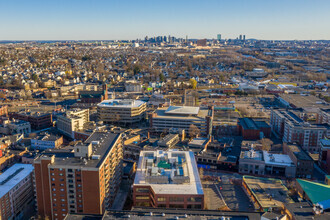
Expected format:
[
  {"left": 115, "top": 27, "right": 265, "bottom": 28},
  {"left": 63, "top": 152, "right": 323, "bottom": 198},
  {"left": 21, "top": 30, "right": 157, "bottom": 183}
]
[{"left": 1, "top": 0, "right": 330, "bottom": 41}]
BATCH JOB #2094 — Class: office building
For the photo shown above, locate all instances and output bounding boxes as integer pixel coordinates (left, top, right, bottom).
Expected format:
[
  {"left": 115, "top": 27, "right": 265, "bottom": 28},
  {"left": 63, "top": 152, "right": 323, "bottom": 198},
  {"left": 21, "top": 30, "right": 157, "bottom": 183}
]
[
  {"left": 149, "top": 106, "right": 213, "bottom": 136},
  {"left": 133, "top": 150, "right": 204, "bottom": 209},
  {"left": 97, "top": 99, "right": 146, "bottom": 125},
  {"left": 57, "top": 109, "right": 89, "bottom": 138},
  {"left": 0, "top": 164, "right": 35, "bottom": 220},
  {"left": 271, "top": 109, "right": 328, "bottom": 153},
  {"left": 217, "top": 34, "right": 221, "bottom": 41},
  {"left": 9, "top": 110, "right": 53, "bottom": 130},
  {"left": 34, "top": 131, "right": 123, "bottom": 219}
]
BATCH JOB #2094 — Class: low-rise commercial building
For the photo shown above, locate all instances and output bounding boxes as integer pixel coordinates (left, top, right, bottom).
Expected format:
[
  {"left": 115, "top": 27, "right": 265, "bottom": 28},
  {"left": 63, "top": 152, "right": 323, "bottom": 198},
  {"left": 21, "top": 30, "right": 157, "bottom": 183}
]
[
  {"left": 0, "top": 163, "right": 35, "bottom": 220},
  {"left": 9, "top": 110, "right": 53, "bottom": 130},
  {"left": 97, "top": 99, "right": 146, "bottom": 125},
  {"left": 150, "top": 106, "right": 213, "bottom": 136},
  {"left": 0, "top": 119, "right": 31, "bottom": 135},
  {"left": 239, "top": 149, "right": 296, "bottom": 177},
  {"left": 31, "top": 133, "right": 63, "bottom": 150},
  {"left": 133, "top": 150, "right": 204, "bottom": 209},
  {"left": 158, "top": 134, "right": 180, "bottom": 148}
]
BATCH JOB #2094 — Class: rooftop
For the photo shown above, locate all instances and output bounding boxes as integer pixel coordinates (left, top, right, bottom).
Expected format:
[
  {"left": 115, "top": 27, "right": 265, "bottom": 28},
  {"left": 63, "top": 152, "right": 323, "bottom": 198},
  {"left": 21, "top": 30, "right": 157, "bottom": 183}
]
[
  {"left": 34, "top": 133, "right": 62, "bottom": 142},
  {"left": 66, "top": 209, "right": 262, "bottom": 220},
  {"left": 97, "top": 99, "right": 145, "bottom": 108},
  {"left": 279, "top": 94, "right": 329, "bottom": 109},
  {"left": 287, "top": 144, "right": 313, "bottom": 161},
  {"left": 240, "top": 149, "right": 263, "bottom": 161},
  {"left": 165, "top": 106, "right": 200, "bottom": 116},
  {"left": 0, "top": 163, "right": 34, "bottom": 198},
  {"left": 154, "top": 107, "right": 209, "bottom": 120},
  {"left": 134, "top": 150, "right": 203, "bottom": 195},
  {"left": 243, "top": 175, "right": 293, "bottom": 210},
  {"left": 263, "top": 151, "right": 295, "bottom": 167},
  {"left": 36, "top": 132, "right": 120, "bottom": 168},
  {"left": 238, "top": 118, "right": 270, "bottom": 130},
  {"left": 285, "top": 201, "right": 330, "bottom": 220},
  {"left": 297, "top": 179, "right": 330, "bottom": 210}
]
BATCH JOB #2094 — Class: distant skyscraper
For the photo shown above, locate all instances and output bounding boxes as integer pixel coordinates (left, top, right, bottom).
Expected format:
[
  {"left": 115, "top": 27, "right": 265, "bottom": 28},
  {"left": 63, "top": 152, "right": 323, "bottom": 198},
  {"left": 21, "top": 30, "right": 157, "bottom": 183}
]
[
  {"left": 239, "top": 35, "right": 242, "bottom": 41},
  {"left": 243, "top": 35, "right": 246, "bottom": 41},
  {"left": 217, "top": 34, "right": 221, "bottom": 41}
]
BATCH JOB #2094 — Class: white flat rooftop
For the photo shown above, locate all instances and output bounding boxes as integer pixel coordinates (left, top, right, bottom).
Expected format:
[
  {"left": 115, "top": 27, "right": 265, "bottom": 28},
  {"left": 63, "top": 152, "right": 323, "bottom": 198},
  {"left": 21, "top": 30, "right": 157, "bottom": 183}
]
[
  {"left": 0, "top": 163, "right": 34, "bottom": 198},
  {"left": 165, "top": 106, "right": 200, "bottom": 116},
  {"left": 134, "top": 150, "right": 204, "bottom": 195},
  {"left": 263, "top": 151, "right": 295, "bottom": 167},
  {"left": 97, "top": 99, "right": 145, "bottom": 108}
]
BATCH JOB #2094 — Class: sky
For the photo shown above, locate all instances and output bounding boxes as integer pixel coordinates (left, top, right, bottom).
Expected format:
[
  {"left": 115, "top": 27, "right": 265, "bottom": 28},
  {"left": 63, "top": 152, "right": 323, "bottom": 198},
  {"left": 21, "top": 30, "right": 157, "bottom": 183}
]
[{"left": 0, "top": 0, "right": 330, "bottom": 41}]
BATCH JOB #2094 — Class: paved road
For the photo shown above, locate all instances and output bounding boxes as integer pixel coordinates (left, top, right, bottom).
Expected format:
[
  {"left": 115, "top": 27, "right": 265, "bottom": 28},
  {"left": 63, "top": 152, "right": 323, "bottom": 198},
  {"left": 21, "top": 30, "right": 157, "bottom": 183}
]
[{"left": 111, "top": 179, "right": 130, "bottom": 210}]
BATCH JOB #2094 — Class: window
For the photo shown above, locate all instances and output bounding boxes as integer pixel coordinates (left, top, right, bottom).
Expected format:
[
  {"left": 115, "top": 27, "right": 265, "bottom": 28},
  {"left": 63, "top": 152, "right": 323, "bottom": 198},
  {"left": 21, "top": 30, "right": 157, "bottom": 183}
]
[
  {"left": 136, "top": 188, "right": 149, "bottom": 193},
  {"left": 170, "top": 197, "right": 184, "bottom": 202},
  {"left": 136, "top": 196, "right": 149, "bottom": 200},
  {"left": 187, "top": 197, "right": 202, "bottom": 202},
  {"left": 157, "top": 197, "right": 166, "bottom": 202}
]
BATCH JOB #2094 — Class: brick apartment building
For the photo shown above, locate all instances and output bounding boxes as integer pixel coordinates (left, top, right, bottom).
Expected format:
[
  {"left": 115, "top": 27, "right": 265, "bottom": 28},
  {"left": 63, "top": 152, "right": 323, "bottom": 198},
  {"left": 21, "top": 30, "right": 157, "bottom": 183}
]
[
  {"left": 78, "top": 84, "right": 108, "bottom": 104},
  {"left": 237, "top": 118, "right": 271, "bottom": 140},
  {"left": 271, "top": 109, "right": 328, "bottom": 153},
  {"left": 9, "top": 110, "right": 53, "bottom": 130},
  {"left": 34, "top": 131, "right": 123, "bottom": 220},
  {"left": 319, "top": 139, "right": 330, "bottom": 174},
  {"left": 316, "top": 108, "right": 330, "bottom": 125},
  {"left": 0, "top": 164, "right": 35, "bottom": 220},
  {"left": 283, "top": 143, "right": 313, "bottom": 178},
  {"left": 133, "top": 150, "right": 204, "bottom": 209}
]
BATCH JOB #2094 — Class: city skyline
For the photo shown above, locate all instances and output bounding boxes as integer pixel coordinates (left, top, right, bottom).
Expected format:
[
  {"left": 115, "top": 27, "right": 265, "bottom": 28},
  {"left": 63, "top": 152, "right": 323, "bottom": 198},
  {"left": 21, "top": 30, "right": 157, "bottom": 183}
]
[{"left": 1, "top": 0, "right": 330, "bottom": 41}]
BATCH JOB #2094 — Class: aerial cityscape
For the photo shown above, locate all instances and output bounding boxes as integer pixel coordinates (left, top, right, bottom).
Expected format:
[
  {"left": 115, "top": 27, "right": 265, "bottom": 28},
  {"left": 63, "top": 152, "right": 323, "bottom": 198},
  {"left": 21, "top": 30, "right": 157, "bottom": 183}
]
[{"left": 0, "top": 0, "right": 330, "bottom": 220}]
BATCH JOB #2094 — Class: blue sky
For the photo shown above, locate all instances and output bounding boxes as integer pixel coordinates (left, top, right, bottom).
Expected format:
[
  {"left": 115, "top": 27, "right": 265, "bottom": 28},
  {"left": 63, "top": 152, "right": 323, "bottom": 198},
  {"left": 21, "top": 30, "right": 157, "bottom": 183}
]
[{"left": 0, "top": 0, "right": 329, "bottom": 40}]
